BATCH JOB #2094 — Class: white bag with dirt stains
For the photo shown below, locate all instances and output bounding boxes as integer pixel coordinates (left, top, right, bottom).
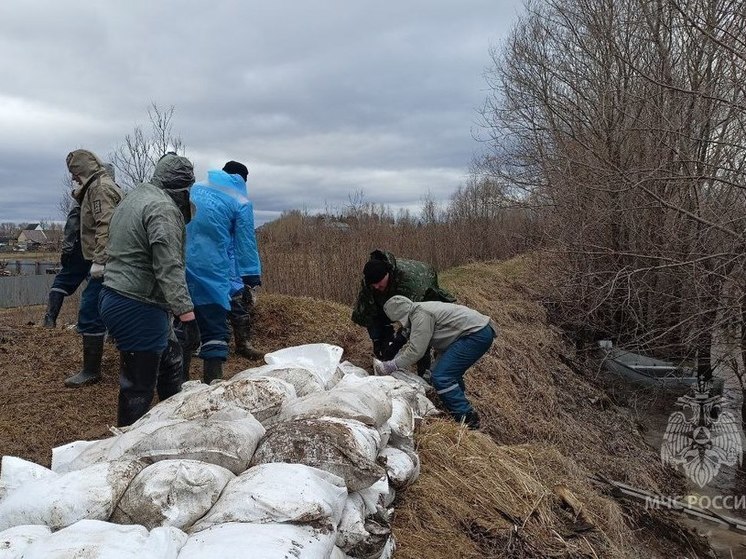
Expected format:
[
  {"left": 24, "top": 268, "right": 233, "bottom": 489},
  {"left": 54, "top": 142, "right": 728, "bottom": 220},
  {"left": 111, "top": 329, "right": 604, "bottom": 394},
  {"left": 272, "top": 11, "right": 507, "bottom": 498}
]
[
  {"left": 273, "top": 380, "right": 392, "bottom": 428},
  {"left": 127, "top": 377, "right": 295, "bottom": 429},
  {"left": 190, "top": 463, "right": 347, "bottom": 533},
  {"left": 177, "top": 522, "right": 337, "bottom": 559},
  {"left": 20, "top": 519, "right": 186, "bottom": 559},
  {"left": 124, "top": 382, "right": 212, "bottom": 430},
  {"left": 0, "top": 460, "right": 143, "bottom": 531},
  {"left": 378, "top": 446, "right": 420, "bottom": 490},
  {"left": 58, "top": 418, "right": 265, "bottom": 475},
  {"left": 338, "top": 360, "right": 369, "bottom": 378},
  {"left": 50, "top": 440, "right": 100, "bottom": 473},
  {"left": 331, "top": 546, "right": 347, "bottom": 559},
  {"left": 387, "top": 397, "right": 415, "bottom": 440},
  {"left": 264, "top": 343, "right": 344, "bottom": 388},
  {"left": 251, "top": 417, "right": 384, "bottom": 492},
  {"left": 336, "top": 493, "right": 368, "bottom": 551},
  {"left": 357, "top": 476, "right": 396, "bottom": 516},
  {"left": 0, "top": 525, "right": 51, "bottom": 559},
  {"left": 110, "top": 460, "right": 234, "bottom": 531},
  {"left": 232, "top": 365, "right": 327, "bottom": 397},
  {"left": 0, "top": 457, "right": 55, "bottom": 500}
]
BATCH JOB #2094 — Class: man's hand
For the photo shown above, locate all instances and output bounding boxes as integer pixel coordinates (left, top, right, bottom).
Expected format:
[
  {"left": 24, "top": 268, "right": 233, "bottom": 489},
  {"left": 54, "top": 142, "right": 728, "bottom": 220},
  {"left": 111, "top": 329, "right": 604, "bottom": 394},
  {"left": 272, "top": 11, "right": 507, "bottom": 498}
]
[
  {"left": 90, "top": 262, "right": 105, "bottom": 279},
  {"left": 373, "top": 358, "right": 398, "bottom": 376},
  {"left": 179, "top": 312, "right": 201, "bottom": 353}
]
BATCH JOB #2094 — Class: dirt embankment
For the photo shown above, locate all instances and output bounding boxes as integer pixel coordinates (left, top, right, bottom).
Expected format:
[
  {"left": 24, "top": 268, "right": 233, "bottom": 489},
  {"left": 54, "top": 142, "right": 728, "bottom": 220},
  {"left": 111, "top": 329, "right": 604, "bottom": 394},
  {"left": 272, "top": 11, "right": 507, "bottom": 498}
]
[{"left": 0, "top": 257, "right": 712, "bottom": 558}]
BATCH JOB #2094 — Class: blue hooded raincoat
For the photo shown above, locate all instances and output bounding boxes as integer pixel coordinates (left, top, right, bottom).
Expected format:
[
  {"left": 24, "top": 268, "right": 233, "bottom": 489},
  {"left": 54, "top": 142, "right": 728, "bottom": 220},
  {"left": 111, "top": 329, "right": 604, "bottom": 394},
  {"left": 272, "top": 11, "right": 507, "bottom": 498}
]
[{"left": 186, "top": 170, "right": 261, "bottom": 309}]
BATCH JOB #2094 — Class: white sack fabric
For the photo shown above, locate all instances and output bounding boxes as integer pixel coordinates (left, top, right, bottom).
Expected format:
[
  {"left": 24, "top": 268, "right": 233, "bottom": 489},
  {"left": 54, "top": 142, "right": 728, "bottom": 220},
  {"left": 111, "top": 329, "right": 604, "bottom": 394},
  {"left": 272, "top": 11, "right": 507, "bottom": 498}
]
[
  {"left": 177, "top": 522, "right": 336, "bottom": 559},
  {"left": 190, "top": 463, "right": 346, "bottom": 532},
  {"left": 20, "top": 519, "right": 186, "bottom": 559},
  {"left": 0, "top": 460, "right": 143, "bottom": 531},
  {"left": 251, "top": 417, "right": 384, "bottom": 492},
  {"left": 264, "top": 343, "right": 344, "bottom": 388},
  {"left": 0, "top": 525, "right": 51, "bottom": 559},
  {"left": 111, "top": 460, "right": 234, "bottom": 531}
]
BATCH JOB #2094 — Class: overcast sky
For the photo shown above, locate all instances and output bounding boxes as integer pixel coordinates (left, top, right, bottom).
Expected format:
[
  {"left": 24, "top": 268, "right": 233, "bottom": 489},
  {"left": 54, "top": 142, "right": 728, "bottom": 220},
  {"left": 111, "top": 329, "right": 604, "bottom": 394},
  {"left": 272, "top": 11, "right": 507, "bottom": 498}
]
[{"left": 0, "top": 1, "right": 521, "bottom": 226}]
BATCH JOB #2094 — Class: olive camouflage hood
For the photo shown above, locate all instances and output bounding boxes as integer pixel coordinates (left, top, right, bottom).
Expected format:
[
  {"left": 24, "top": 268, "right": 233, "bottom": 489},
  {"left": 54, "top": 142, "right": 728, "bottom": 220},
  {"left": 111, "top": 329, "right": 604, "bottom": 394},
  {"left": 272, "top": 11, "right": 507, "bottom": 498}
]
[
  {"left": 150, "top": 153, "right": 195, "bottom": 190},
  {"left": 383, "top": 295, "right": 414, "bottom": 328}
]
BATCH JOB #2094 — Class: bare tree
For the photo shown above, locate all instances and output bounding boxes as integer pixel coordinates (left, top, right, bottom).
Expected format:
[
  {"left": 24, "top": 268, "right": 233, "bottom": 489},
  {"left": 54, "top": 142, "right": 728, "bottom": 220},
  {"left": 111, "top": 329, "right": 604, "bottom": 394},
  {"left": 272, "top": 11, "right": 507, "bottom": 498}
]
[{"left": 110, "top": 103, "right": 185, "bottom": 191}]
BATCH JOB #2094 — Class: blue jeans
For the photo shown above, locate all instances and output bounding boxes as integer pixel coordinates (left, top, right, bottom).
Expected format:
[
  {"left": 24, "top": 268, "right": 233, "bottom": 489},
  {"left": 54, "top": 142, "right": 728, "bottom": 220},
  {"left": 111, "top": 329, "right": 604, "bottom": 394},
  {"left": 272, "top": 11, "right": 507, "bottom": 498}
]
[
  {"left": 431, "top": 324, "right": 494, "bottom": 417},
  {"left": 77, "top": 277, "right": 105, "bottom": 335},
  {"left": 195, "top": 303, "right": 229, "bottom": 360},
  {"left": 99, "top": 287, "right": 170, "bottom": 352}
]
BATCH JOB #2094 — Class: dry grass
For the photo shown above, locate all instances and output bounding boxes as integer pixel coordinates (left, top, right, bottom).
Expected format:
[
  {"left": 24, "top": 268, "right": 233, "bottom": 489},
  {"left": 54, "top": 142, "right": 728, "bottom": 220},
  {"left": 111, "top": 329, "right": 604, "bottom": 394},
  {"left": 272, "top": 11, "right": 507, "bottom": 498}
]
[{"left": 0, "top": 256, "right": 711, "bottom": 557}]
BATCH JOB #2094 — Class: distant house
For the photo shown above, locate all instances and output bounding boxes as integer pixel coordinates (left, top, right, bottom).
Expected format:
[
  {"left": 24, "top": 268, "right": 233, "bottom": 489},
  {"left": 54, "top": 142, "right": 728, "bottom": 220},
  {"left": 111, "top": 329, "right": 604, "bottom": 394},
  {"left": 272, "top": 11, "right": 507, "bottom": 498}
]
[{"left": 17, "top": 228, "right": 48, "bottom": 250}]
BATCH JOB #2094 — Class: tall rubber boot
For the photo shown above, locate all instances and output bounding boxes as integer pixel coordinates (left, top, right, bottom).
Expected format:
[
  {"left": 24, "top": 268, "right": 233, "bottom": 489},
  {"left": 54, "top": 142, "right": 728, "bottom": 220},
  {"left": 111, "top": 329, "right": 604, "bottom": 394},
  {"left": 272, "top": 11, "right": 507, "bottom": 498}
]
[
  {"left": 43, "top": 291, "right": 65, "bottom": 328},
  {"left": 203, "top": 359, "right": 223, "bottom": 384},
  {"left": 157, "top": 338, "right": 184, "bottom": 401},
  {"left": 118, "top": 350, "right": 161, "bottom": 427},
  {"left": 233, "top": 317, "right": 263, "bottom": 360},
  {"left": 64, "top": 335, "right": 104, "bottom": 388}
]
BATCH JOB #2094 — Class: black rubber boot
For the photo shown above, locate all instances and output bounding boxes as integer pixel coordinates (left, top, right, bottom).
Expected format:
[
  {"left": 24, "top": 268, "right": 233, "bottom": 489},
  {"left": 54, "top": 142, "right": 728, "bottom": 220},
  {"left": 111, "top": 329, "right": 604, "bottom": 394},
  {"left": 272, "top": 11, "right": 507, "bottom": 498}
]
[
  {"left": 233, "top": 320, "right": 264, "bottom": 360},
  {"left": 464, "top": 410, "right": 481, "bottom": 430},
  {"left": 64, "top": 335, "right": 104, "bottom": 388},
  {"left": 157, "top": 338, "right": 184, "bottom": 401},
  {"left": 203, "top": 359, "right": 223, "bottom": 384},
  {"left": 43, "top": 291, "right": 65, "bottom": 328},
  {"left": 118, "top": 350, "right": 161, "bottom": 427}
]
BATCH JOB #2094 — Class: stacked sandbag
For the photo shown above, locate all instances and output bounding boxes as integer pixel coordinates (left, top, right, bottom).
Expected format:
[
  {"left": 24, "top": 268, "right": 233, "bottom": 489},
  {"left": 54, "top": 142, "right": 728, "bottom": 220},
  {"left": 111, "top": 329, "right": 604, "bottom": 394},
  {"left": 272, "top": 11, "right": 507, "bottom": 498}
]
[
  {"left": 0, "top": 458, "right": 143, "bottom": 531},
  {"left": 20, "top": 519, "right": 186, "bottom": 559},
  {"left": 0, "top": 344, "right": 429, "bottom": 558},
  {"left": 111, "top": 460, "right": 234, "bottom": 530}
]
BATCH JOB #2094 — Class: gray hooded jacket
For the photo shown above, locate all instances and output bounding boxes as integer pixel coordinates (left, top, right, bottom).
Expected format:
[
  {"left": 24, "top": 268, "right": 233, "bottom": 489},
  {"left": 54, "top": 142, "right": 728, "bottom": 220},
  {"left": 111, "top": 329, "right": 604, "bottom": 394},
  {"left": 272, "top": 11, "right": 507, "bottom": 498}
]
[
  {"left": 383, "top": 295, "right": 497, "bottom": 368},
  {"left": 103, "top": 154, "right": 195, "bottom": 316}
]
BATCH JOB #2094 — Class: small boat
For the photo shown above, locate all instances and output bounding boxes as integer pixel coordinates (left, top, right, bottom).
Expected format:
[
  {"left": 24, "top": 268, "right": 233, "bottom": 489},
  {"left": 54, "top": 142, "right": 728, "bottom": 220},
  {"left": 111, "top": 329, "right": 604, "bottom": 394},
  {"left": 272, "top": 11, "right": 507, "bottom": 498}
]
[{"left": 598, "top": 341, "right": 724, "bottom": 394}]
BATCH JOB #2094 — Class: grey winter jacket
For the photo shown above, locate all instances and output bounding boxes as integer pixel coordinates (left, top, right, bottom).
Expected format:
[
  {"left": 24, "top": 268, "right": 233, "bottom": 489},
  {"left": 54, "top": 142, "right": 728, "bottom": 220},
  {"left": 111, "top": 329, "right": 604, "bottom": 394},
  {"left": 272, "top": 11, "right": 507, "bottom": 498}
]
[
  {"left": 383, "top": 295, "right": 497, "bottom": 368},
  {"left": 103, "top": 154, "right": 194, "bottom": 316}
]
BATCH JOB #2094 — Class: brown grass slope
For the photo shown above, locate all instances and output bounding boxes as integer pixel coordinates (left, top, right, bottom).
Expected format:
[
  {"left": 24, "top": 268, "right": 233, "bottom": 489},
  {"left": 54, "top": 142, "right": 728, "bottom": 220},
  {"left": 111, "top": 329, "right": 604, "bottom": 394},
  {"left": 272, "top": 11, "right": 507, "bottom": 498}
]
[{"left": 0, "top": 258, "right": 708, "bottom": 557}]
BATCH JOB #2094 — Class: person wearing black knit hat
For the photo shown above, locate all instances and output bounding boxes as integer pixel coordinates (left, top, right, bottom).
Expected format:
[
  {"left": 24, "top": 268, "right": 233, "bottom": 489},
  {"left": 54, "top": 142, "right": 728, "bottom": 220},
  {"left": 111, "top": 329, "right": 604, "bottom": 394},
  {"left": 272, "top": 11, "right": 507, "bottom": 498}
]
[
  {"left": 351, "top": 249, "right": 455, "bottom": 376},
  {"left": 222, "top": 161, "right": 248, "bottom": 182}
]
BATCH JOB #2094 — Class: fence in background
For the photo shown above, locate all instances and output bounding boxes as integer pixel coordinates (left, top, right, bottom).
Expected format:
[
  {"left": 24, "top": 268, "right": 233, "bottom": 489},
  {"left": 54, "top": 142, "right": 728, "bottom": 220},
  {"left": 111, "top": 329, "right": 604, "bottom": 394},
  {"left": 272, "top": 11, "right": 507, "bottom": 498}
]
[{"left": 0, "top": 275, "right": 57, "bottom": 308}]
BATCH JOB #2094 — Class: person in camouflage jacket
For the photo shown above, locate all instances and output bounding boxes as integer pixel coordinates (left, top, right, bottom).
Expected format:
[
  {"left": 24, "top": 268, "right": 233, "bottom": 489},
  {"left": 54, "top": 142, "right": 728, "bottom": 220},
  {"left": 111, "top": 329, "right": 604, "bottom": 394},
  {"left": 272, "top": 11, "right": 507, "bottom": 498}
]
[{"left": 351, "top": 249, "right": 455, "bottom": 372}]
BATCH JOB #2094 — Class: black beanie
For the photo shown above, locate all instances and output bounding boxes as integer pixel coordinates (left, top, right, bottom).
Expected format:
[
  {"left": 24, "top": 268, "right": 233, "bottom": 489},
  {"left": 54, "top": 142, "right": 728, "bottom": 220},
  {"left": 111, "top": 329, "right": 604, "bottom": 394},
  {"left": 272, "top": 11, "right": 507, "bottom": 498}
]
[
  {"left": 222, "top": 160, "right": 249, "bottom": 182},
  {"left": 363, "top": 259, "right": 390, "bottom": 285}
]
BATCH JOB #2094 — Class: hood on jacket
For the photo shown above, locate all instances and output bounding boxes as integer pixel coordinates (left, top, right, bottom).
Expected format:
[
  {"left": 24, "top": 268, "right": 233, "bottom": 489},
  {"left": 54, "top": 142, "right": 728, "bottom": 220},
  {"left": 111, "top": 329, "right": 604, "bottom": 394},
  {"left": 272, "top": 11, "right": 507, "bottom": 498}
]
[
  {"left": 150, "top": 153, "right": 195, "bottom": 190},
  {"left": 207, "top": 169, "right": 249, "bottom": 196},
  {"left": 384, "top": 295, "right": 414, "bottom": 327},
  {"left": 66, "top": 149, "right": 105, "bottom": 192}
]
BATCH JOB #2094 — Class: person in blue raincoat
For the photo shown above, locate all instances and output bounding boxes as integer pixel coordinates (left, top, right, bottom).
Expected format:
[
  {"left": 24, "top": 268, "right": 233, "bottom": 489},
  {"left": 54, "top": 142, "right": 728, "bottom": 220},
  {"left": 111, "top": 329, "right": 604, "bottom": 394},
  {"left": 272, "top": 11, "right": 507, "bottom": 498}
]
[{"left": 186, "top": 161, "right": 262, "bottom": 383}]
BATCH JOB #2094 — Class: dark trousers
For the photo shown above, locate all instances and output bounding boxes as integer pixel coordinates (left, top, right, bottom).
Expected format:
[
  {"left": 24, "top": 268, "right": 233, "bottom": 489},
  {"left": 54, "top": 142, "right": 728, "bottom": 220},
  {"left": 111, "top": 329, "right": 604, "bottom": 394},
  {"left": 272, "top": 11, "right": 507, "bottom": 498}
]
[
  {"left": 195, "top": 303, "right": 230, "bottom": 360},
  {"left": 51, "top": 249, "right": 90, "bottom": 296},
  {"left": 77, "top": 277, "right": 105, "bottom": 335}
]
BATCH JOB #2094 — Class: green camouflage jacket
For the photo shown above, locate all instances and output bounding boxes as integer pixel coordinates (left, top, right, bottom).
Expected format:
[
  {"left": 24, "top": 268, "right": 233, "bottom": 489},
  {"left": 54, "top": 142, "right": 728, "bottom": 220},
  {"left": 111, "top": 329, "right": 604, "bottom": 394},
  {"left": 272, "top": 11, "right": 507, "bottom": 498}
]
[{"left": 351, "top": 250, "right": 455, "bottom": 330}]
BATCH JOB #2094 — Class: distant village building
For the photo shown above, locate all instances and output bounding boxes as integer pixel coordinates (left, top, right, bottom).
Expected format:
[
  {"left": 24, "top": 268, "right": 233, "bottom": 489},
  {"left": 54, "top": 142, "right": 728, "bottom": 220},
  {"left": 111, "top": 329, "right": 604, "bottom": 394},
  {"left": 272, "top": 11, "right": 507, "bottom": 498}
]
[{"left": 15, "top": 224, "right": 61, "bottom": 251}]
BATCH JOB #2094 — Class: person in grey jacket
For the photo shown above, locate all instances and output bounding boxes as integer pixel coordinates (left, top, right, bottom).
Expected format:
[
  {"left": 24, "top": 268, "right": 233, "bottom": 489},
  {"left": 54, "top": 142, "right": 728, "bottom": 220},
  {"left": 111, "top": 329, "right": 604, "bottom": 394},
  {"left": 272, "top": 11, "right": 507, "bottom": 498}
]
[
  {"left": 374, "top": 295, "right": 497, "bottom": 429},
  {"left": 100, "top": 153, "right": 201, "bottom": 427}
]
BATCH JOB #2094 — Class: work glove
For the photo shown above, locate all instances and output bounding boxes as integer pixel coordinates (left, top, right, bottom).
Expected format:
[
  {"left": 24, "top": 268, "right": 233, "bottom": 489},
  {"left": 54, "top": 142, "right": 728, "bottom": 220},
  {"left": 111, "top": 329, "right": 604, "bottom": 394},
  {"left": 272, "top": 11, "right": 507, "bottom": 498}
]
[
  {"left": 181, "top": 318, "right": 201, "bottom": 353},
  {"left": 242, "top": 286, "right": 258, "bottom": 308},
  {"left": 242, "top": 275, "right": 262, "bottom": 288},
  {"left": 373, "top": 358, "right": 398, "bottom": 376},
  {"left": 89, "top": 262, "right": 105, "bottom": 279}
]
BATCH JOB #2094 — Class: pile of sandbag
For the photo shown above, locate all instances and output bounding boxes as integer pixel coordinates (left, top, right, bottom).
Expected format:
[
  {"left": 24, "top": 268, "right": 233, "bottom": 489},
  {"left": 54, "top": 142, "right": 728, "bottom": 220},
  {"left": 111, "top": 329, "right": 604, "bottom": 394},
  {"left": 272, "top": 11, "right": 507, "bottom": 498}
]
[{"left": 0, "top": 343, "right": 436, "bottom": 559}]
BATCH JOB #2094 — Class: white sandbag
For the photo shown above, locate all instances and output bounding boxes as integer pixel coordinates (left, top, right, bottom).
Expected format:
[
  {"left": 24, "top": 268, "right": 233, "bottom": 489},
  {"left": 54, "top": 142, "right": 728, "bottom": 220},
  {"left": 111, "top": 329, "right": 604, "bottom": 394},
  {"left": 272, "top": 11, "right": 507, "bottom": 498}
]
[
  {"left": 391, "top": 369, "right": 432, "bottom": 392},
  {"left": 125, "top": 383, "right": 213, "bottom": 430},
  {"left": 234, "top": 365, "right": 327, "bottom": 397},
  {"left": 377, "top": 422, "right": 391, "bottom": 449},
  {"left": 264, "top": 343, "right": 344, "bottom": 388},
  {"left": 20, "top": 519, "right": 186, "bottom": 559},
  {"left": 336, "top": 493, "right": 368, "bottom": 551},
  {"left": 331, "top": 546, "right": 348, "bottom": 559},
  {"left": 0, "top": 460, "right": 143, "bottom": 531},
  {"left": 387, "top": 397, "right": 415, "bottom": 439},
  {"left": 50, "top": 440, "right": 101, "bottom": 473},
  {"left": 378, "top": 446, "right": 420, "bottom": 490},
  {"left": 177, "top": 522, "right": 337, "bottom": 559},
  {"left": 190, "top": 463, "right": 346, "bottom": 533},
  {"left": 357, "top": 476, "right": 395, "bottom": 515},
  {"left": 251, "top": 417, "right": 384, "bottom": 491},
  {"left": 111, "top": 460, "right": 234, "bottom": 531},
  {"left": 0, "top": 525, "right": 51, "bottom": 559},
  {"left": 213, "top": 376, "right": 297, "bottom": 422},
  {"left": 339, "top": 360, "right": 369, "bottom": 377},
  {"left": 346, "top": 520, "right": 394, "bottom": 559},
  {"left": 275, "top": 382, "right": 392, "bottom": 428},
  {"left": 121, "top": 418, "right": 265, "bottom": 474},
  {"left": 0, "top": 457, "right": 55, "bottom": 499},
  {"left": 337, "top": 374, "right": 419, "bottom": 409}
]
